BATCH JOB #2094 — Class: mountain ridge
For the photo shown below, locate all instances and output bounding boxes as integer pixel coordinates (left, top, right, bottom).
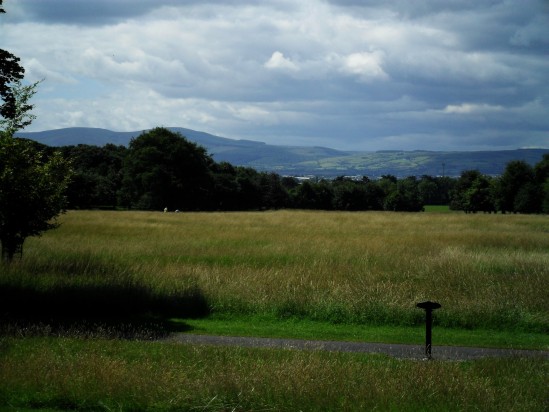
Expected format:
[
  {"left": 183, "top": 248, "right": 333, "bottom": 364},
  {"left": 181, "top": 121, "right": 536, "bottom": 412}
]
[{"left": 15, "top": 127, "right": 548, "bottom": 178}]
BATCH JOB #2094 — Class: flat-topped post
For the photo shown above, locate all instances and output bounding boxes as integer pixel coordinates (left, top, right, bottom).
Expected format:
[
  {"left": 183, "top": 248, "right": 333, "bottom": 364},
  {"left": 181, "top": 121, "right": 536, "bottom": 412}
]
[{"left": 416, "top": 301, "right": 441, "bottom": 359}]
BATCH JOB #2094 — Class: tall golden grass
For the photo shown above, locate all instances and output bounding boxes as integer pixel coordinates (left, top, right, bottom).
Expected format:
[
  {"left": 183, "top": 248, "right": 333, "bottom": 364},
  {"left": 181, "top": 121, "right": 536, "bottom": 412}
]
[{"left": 5, "top": 209, "right": 549, "bottom": 330}]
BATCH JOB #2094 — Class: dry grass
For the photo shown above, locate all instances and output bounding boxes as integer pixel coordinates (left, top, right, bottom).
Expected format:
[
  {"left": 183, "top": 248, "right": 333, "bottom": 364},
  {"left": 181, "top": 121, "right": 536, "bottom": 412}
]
[{"left": 5, "top": 210, "right": 549, "bottom": 330}]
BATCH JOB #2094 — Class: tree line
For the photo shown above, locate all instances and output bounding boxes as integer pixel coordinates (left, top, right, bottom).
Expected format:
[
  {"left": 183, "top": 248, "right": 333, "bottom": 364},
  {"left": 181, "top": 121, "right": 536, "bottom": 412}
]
[{"left": 31, "top": 127, "right": 549, "bottom": 214}]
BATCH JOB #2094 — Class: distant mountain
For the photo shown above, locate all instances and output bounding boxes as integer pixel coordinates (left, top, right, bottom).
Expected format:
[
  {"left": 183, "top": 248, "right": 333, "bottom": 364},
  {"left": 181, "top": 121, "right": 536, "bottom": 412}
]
[{"left": 16, "top": 127, "right": 548, "bottom": 178}]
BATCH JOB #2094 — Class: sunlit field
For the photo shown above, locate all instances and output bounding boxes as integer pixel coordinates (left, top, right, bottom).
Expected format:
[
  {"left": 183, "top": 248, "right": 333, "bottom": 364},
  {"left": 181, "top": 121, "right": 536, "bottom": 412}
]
[
  {"left": 1, "top": 210, "right": 548, "bottom": 411},
  {"left": 5, "top": 210, "right": 549, "bottom": 331}
]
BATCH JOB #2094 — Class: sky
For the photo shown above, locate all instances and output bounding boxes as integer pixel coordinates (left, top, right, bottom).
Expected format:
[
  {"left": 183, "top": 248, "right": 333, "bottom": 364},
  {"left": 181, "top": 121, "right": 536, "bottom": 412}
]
[{"left": 2, "top": 0, "right": 548, "bottom": 151}]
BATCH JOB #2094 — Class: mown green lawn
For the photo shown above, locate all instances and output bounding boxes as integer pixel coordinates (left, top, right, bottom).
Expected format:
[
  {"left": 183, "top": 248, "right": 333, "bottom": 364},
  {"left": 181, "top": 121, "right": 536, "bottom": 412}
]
[{"left": 179, "top": 314, "right": 549, "bottom": 350}]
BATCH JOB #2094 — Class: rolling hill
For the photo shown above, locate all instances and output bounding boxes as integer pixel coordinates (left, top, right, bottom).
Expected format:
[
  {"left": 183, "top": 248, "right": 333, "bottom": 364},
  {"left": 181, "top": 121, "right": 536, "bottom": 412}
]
[{"left": 16, "top": 127, "right": 548, "bottom": 178}]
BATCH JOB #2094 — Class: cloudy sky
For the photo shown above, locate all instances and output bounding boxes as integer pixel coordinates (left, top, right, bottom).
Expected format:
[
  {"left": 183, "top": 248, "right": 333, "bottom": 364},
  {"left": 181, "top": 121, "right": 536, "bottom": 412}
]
[{"left": 2, "top": 0, "right": 548, "bottom": 151}]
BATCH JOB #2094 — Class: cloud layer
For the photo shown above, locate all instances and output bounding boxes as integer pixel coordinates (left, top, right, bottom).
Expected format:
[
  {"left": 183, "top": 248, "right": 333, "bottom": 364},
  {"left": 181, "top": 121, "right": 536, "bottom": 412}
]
[{"left": 2, "top": 0, "right": 548, "bottom": 150}]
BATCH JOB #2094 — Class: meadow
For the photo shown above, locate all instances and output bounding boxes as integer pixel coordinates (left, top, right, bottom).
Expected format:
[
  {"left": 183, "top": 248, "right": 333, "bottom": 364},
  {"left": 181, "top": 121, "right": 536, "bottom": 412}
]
[{"left": 1, "top": 210, "right": 548, "bottom": 411}]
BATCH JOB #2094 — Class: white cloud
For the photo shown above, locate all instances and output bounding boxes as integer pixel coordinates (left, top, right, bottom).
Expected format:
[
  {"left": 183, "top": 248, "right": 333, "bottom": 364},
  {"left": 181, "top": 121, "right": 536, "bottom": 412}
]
[
  {"left": 443, "top": 103, "right": 504, "bottom": 114},
  {"left": 341, "top": 51, "right": 388, "bottom": 82},
  {"left": 23, "top": 58, "right": 75, "bottom": 84},
  {"left": 265, "top": 51, "right": 299, "bottom": 72}
]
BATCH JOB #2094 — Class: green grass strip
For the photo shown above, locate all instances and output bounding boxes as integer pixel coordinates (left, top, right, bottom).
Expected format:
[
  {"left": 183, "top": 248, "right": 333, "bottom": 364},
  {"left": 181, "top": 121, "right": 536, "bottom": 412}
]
[{"left": 175, "top": 314, "right": 549, "bottom": 350}]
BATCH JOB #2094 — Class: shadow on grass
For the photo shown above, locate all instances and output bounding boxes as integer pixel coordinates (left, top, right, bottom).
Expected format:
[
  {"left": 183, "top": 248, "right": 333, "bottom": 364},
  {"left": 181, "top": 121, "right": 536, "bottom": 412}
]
[{"left": 0, "top": 283, "right": 210, "bottom": 339}]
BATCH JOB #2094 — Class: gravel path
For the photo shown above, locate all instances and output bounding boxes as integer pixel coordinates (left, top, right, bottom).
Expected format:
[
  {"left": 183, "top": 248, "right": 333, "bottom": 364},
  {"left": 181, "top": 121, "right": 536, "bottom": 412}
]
[{"left": 165, "top": 334, "right": 549, "bottom": 361}]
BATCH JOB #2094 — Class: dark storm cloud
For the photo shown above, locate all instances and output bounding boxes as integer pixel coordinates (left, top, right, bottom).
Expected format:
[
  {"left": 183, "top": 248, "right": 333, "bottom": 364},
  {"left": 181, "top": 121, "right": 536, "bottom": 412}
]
[
  {"left": 13, "top": 0, "right": 283, "bottom": 25},
  {"left": 13, "top": 0, "right": 181, "bottom": 25}
]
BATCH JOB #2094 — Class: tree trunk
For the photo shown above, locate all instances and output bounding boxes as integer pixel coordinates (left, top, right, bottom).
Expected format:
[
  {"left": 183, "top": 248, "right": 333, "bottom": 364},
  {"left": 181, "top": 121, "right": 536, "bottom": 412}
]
[{"left": 0, "top": 235, "right": 23, "bottom": 263}]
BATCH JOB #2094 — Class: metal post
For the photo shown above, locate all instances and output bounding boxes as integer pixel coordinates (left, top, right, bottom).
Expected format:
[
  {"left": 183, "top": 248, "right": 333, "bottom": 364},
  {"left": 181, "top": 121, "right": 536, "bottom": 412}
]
[
  {"left": 425, "top": 308, "right": 433, "bottom": 358},
  {"left": 416, "top": 301, "right": 441, "bottom": 360}
]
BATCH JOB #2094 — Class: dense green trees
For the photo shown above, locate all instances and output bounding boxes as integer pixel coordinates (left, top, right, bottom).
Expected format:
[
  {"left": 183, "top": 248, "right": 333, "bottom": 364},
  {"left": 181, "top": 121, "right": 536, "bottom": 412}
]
[
  {"left": 48, "top": 128, "right": 548, "bottom": 214},
  {"left": 332, "top": 177, "right": 369, "bottom": 211},
  {"left": 383, "top": 176, "right": 424, "bottom": 212},
  {"left": 450, "top": 170, "right": 493, "bottom": 213},
  {"left": 450, "top": 156, "right": 549, "bottom": 214},
  {"left": 0, "top": 137, "right": 71, "bottom": 260},
  {"left": 17, "top": 126, "right": 548, "bottom": 215},
  {"left": 0, "top": 52, "right": 25, "bottom": 124},
  {"left": 60, "top": 144, "right": 125, "bottom": 209},
  {"left": 65, "top": 128, "right": 295, "bottom": 212},
  {"left": 120, "top": 128, "right": 215, "bottom": 210},
  {"left": 292, "top": 180, "right": 334, "bottom": 210},
  {"left": 536, "top": 154, "right": 549, "bottom": 214},
  {"left": 495, "top": 161, "right": 536, "bottom": 213}
]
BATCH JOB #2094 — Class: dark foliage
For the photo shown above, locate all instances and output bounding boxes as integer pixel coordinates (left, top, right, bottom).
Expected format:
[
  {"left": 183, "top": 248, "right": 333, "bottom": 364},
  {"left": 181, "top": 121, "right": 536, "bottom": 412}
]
[
  {"left": 120, "top": 127, "right": 215, "bottom": 210},
  {"left": 0, "top": 138, "right": 72, "bottom": 261},
  {"left": 0, "top": 3, "right": 27, "bottom": 125},
  {"left": 0, "top": 49, "right": 25, "bottom": 122},
  {"left": 60, "top": 144, "right": 125, "bottom": 209}
]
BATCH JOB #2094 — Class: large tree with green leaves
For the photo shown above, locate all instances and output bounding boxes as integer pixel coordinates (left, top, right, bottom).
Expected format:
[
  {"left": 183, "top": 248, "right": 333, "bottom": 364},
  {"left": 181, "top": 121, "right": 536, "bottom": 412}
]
[
  {"left": 0, "top": 136, "right": 72, "bottom": 261},
  {"left": 449, "top": 170, "right": 494, "bottom": 213},
  {"left": 0, "top": 3, "right": 72, "bottom": 261},
  {"left": 120, "top": 127, "right": 214, "bottom": 210},
  {"left": 60, "top": 143, "right": 126, "bottom": 209},
  {"left": 494, "top": 160, "right": 536, "bottom": 214},
  {"left": 533, "top": 153, "right": 549, "bottom": 214}
]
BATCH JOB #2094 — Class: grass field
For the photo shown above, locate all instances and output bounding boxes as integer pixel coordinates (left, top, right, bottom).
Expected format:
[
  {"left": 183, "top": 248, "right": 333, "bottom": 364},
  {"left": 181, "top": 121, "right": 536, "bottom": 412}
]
[
  {"left": 1, "top": 210, "right": 548, "bottom": 411},
  {"left": 423, "top": 204, "right": 452, "bottom": 213},
  {"left": 6, "top": 209, "right": 548, "bottom": 332},
  {"left": 1, "top": 337, "right": 546, "bottom": 412}
]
